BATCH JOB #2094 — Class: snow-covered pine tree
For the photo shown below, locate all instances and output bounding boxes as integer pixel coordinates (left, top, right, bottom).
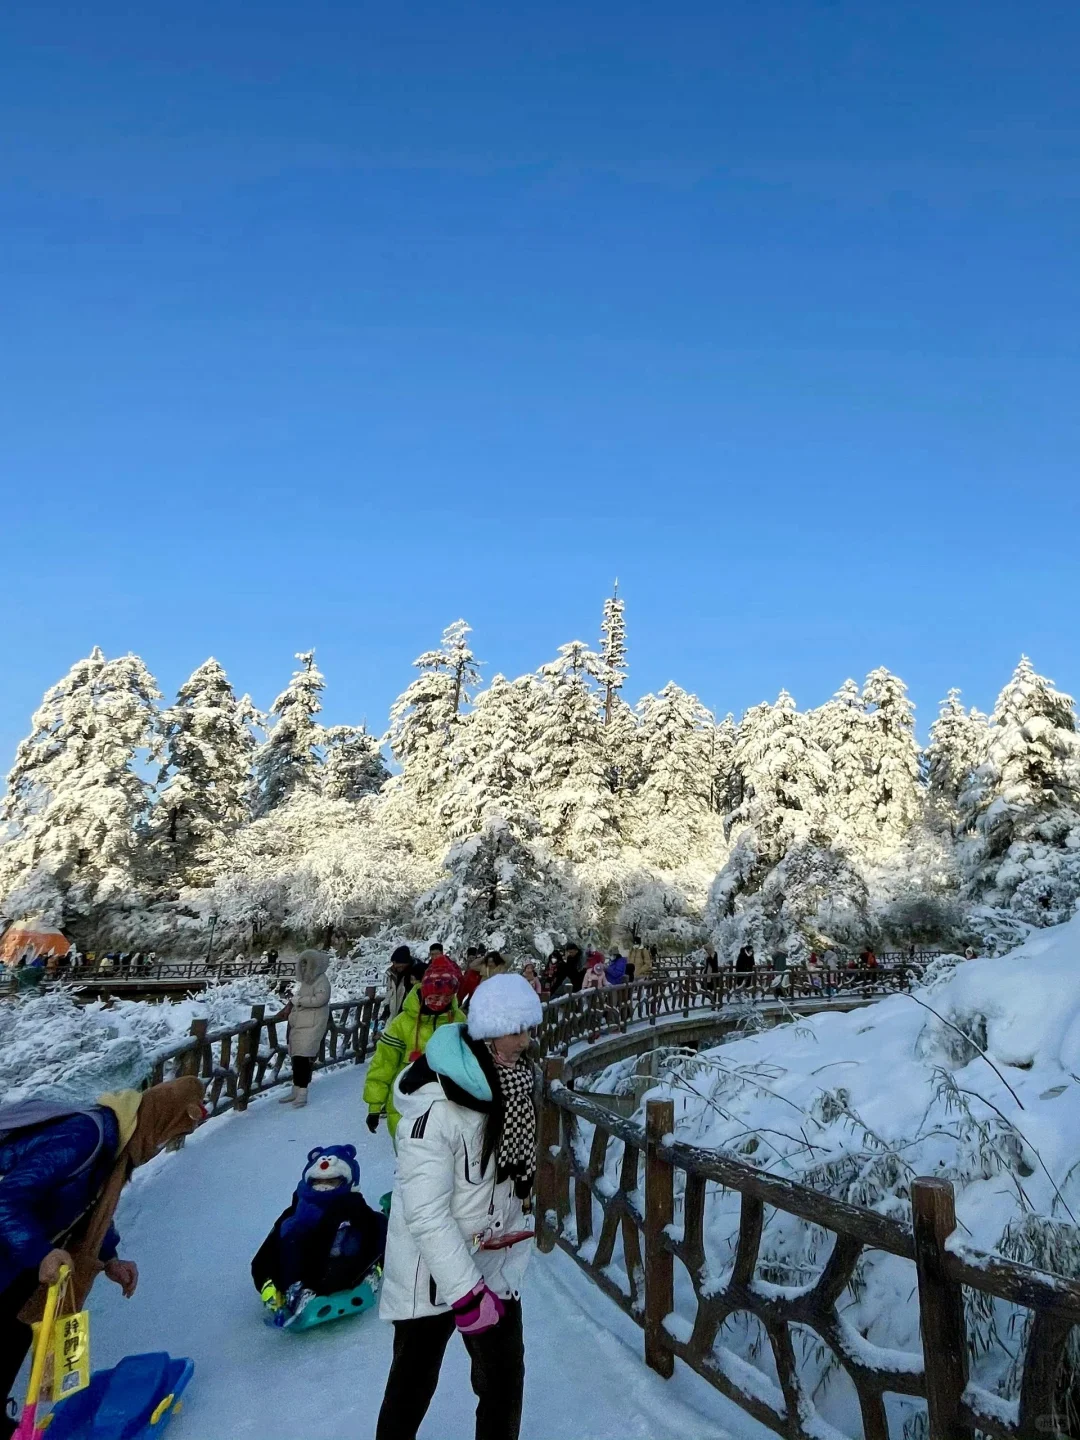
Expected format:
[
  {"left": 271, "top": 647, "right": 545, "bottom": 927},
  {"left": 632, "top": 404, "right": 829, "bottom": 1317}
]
[
  {"left": 598, "top": 583, "right": 628, "bottom": 726},
  {"left": 252, "top": 651, "right": 325, "bottom": 818},
  {"left": 925, "top": 689, "right": 989, "bottom": 836},
  {"left": 152, "top": 658, "right": 258, "bottom": 884},
  {"left": 446, "top": 674, "right": 539, "bottom": 838},
  {"left": 386, "top": 621, "right": 481, "bottom": 806},
  {"left": 707, "top": 713, "right": 739, "bottom": 815},
  {"left": 532, "top": 641, "right": 621, "bottom": 861},
  {"left": 810, "top": 679, "right": 875, "bottom": 848},
  {"left": 726, "top": 691, "right": 833, "bottom": 866},
  {"left": 413, "top": 815, "right": 581, "bottom": 958},
  {"left": 322, "top": 724, "right": 389, "bottom": 802},
  {"left": 634, "top": 683, "right": 714, "bottom": 865},
  {"left": 602, "top": 693, "right": 642, "bottom": 798},
  {"left": 959, "top": 657, "right": 1080, "bottom": 922},
  {"left": 0, "top": 648, "right": 161, "bottom": 921},
  {"left": 861, "top": 667, "right": 924, "bottom": 849}
]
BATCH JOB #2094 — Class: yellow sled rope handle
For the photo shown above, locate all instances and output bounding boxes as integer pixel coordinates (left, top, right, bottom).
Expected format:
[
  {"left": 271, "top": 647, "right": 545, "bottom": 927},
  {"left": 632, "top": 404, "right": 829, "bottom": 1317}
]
[{"left": 24, "top": 1265, "right": 70, "bottom": 1413}]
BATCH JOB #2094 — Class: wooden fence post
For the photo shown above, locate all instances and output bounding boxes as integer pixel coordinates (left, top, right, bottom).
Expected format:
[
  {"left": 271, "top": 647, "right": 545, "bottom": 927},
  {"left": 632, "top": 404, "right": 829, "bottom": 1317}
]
[
  {"left": 237, "top": 1004, "right": 264, "bottom": 1111},
  {"left": 644, "top": 1098, "right": 675, "bottom": 1378},
  {"left": 536, "top": 1058, "right": 566, "bottom": 1254},
  {"left": 190, "top": 1017, "right": 209, "bottom": 1078},
  {"left": 912, "top": 1177, "right": 973, "bottom": 1440},
  {"left": 169, "top": 1019, "right": 207, "bottom": 1149}
]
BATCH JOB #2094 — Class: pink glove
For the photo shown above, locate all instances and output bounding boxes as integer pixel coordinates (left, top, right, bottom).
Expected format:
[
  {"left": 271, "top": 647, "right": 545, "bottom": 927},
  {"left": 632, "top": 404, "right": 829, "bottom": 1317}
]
[{"left": 452, "top": 1282, "right": 505, "bottom": 1335}]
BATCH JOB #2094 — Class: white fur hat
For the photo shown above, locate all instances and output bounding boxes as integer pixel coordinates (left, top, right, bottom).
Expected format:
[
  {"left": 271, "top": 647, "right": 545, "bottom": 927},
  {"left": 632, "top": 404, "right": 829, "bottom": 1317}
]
[{"left": 467, "top": 972, "right": 542, "bottom": 1041}]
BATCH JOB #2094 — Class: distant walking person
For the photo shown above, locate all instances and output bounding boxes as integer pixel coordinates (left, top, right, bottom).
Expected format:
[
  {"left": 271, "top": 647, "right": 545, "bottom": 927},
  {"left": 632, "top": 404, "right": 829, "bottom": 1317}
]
[
  {"left": 279, "top": 950, "right": 332, "bottom": 1109},
  {"left": 734, "top": 943, "right": 755, "bottom": 989}
]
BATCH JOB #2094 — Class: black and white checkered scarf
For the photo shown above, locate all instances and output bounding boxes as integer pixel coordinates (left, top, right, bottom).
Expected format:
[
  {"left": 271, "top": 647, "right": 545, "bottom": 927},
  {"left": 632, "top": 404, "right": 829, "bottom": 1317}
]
[{"left": 493, "top": 1058, "right": 536, "bottom": 1198}]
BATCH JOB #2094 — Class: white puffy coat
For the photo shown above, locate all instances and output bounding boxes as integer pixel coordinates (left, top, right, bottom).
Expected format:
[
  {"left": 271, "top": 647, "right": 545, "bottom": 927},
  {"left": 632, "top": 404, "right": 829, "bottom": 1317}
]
[
  {"left": 287, "top": 950, "right": 332, "bottom": 1059},
  {"left": 379, "top": 1033, "right": 533, "bottom": 1322}
]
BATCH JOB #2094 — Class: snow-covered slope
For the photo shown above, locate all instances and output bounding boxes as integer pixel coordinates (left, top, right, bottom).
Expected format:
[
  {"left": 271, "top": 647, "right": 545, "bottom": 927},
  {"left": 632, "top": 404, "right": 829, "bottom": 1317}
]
[
  {"left": 635, "top": 914, "right": 1080, "bottom": 1432},
  {"left": 0, "top": 979, "right": 286, "bottom": 1104},
  {"left": 71, "top": 1066, "right": 764, "bottom": 1440}
]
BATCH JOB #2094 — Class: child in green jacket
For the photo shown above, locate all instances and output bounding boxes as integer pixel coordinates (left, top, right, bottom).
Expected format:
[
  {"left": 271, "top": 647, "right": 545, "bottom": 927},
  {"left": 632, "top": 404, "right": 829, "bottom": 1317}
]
[{"left": 363, "top": 957, "right": 464, "bottom": 1139}]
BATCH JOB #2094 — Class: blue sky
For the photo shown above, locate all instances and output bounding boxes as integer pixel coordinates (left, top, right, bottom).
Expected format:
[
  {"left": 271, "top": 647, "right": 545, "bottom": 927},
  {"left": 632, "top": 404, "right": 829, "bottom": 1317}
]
[{"left": 2, "top": 0, "right": 1078, "bottom": 759}]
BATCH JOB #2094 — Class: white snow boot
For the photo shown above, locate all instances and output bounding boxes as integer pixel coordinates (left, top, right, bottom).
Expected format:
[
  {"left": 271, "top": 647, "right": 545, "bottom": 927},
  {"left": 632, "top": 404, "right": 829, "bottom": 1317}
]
[
  {"left": 292, "top": 1088, "right": 309, "bottom": 1108},
  {"left": 278, "top": 1087, "right": 298, "bottom": 1105}
]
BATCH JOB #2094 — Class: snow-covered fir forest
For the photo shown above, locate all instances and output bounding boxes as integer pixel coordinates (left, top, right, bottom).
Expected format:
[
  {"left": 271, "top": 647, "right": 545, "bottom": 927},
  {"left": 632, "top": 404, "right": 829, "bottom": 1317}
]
[{"left": 2, "top": 592, "right": 1079, "bottom": 962}]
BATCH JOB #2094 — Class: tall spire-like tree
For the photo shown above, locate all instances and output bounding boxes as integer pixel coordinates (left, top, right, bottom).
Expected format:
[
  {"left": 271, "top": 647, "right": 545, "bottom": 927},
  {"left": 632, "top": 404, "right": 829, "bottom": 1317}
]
[
  {"left": 925, "top": 689, "right": 988, "bottom": 834},
  {"left": 959, "top": 658, "right": 1080, "bottom": 919},
  {"left": 387, "top": 620, "right": 481, "bottom": 804},
  {"left": 532, "top": 641, "right": 620, "bottom": 859},
  {"left": 861, "top": 667, "right": 924, "bottom": 846},
  {"left": 252, "top": 651, "right": 326, "bottom": 818},
  {"left": 152, "top": 658, "right": 257, "bottom": 883},
  {"left": 598, "top": 583, "right": 628, "bottom": 727}
]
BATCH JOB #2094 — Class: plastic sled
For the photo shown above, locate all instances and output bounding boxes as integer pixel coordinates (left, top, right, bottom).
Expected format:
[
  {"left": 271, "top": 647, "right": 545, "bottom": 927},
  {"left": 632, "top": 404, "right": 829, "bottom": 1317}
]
[
  {"left": 280, "top": 1268, "right": 382, "bottom": 1332},
  {"left": 44, "top": 1352, "right": 193, "bottom": 1440}
]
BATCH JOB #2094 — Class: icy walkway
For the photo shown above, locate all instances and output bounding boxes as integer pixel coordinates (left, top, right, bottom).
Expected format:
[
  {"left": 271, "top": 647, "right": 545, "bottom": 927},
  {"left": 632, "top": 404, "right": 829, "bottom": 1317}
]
[{"left": 77, "top": 1065, "right": 766, "bottom": 1440}]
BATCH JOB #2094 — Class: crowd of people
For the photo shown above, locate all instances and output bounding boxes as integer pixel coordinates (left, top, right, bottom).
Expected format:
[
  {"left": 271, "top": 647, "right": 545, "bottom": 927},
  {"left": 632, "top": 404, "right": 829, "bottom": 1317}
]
[{"left": 1, "top": 929, "right": 970, "bottom": 1439}]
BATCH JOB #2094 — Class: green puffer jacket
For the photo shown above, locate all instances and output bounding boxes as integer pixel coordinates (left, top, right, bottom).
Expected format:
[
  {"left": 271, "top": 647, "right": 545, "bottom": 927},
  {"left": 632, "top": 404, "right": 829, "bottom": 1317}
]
[{"left": 362, "top": 988, "right": 465, "bottom": 1138}]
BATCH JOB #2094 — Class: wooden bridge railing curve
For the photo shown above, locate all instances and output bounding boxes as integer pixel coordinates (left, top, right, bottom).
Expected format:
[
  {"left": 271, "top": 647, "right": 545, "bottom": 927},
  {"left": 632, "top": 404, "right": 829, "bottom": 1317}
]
[
  {"left": 534, "top": 1011, "right": 1080, "bottom": 1440},
  {"left": 535, "top": 966, "right": 924, "bottom": 1059}
]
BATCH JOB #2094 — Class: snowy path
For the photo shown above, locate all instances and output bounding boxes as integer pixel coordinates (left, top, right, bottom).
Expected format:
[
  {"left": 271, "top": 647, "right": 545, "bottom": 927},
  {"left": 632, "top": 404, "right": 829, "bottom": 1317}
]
[{"left": 74, "top": 1065, "right": 767, "bottom": 1440}]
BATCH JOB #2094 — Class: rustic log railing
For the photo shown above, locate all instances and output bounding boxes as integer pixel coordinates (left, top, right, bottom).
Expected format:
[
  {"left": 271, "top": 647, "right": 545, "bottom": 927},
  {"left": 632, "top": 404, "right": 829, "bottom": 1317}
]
[
  {"left": 535, "top": 1057, "right": 1080, "bottom": 1440},
  {"left": 536, "top": 967, "right": 924, "bottom": 1058},
  {"left": 30, "top": 956, "right": 299, "bottom": 991},
  {"left": 146, "top": 987, "right": 380, "bottom": 1125}
]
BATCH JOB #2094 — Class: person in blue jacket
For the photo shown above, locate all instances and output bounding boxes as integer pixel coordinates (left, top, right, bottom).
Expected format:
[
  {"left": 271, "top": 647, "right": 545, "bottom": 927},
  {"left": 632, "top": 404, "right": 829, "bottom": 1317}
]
[
  {"left": 604, "top": 952, "right": 628, "bottom": 986},
  {"left": 0, "top": 1078, "right": 205, "bottom": 1438}
]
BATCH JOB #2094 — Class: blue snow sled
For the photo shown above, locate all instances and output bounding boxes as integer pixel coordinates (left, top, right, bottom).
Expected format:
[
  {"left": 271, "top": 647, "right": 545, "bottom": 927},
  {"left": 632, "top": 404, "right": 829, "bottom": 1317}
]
[{"left": 45, "top": 1352, "right": 193, "bottom": 1439}]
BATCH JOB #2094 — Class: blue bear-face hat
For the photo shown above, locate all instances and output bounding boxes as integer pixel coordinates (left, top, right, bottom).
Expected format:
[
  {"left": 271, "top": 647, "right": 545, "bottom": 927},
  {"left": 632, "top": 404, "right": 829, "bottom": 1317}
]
[{"left": 301, "top": 1143, "right": 360, "bottom": 1190}]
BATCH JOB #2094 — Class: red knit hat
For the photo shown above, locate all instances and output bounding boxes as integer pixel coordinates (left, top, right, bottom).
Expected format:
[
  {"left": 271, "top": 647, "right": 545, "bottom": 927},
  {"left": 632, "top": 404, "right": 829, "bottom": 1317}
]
[{"left": 421, "top": 955, "right": 462, "bottom": 1000}]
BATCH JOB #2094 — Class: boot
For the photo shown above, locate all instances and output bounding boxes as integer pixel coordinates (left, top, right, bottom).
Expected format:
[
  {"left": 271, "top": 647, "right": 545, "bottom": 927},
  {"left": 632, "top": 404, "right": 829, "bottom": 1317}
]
[
  {"left": 278, "top": 1087, "right": 297, "bottom": 1104},
  {"left": 292, "top": 1088, "right": 308, "bottom": 1108}
]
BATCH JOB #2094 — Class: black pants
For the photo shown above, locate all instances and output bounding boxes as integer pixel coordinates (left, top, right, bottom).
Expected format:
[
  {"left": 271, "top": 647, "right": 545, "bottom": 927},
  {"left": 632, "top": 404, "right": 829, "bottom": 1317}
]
[
  {"left": 1, "top": 1270, "right": 39, "bottom": 1435},
  {"left": 375, "top": 1300, "right": 524, "bottom": 1440},
  {"left": 291, "top": 1055, "right": 313, "bottom": 1087}
]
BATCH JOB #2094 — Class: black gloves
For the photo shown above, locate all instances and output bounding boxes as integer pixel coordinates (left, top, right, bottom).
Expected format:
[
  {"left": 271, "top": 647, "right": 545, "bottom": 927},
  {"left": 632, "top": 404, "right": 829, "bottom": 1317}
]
[{"left": 366, "top": 1113, "right": 381, "bottom": 1133}]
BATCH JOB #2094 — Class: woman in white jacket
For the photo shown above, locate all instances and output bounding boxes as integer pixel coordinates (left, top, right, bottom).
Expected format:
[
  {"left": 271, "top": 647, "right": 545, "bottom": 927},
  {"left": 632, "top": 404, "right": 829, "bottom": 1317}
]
[
  {"left": 278, "top": 949, "right": 331, "bottom": 1108},
  {"left": 376, "top": 972, "right": 542, "bottom": 1440}
]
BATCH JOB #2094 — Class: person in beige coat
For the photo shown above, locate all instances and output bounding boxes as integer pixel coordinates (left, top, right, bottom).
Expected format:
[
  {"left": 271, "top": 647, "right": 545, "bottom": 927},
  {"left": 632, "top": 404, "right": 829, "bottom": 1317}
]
[
  {"left": 627, "top": 942, "right": 652, "bottom": 981},
  {"left": 279, "top": 949, "right": 332, "bottom": 1108}
]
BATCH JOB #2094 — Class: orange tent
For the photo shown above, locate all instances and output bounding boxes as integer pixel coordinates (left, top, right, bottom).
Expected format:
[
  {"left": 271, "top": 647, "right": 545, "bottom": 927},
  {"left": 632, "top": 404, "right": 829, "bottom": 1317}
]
[{"left": 0, "top": 926, "right": 71, "bottom": 965}]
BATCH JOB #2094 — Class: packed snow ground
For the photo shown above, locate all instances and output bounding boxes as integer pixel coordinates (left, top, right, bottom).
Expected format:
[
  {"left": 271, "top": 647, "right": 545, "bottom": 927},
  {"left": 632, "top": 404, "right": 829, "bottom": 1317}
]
[{"left": 72, "top": 1065, "right": 766, "bottom": 1440}]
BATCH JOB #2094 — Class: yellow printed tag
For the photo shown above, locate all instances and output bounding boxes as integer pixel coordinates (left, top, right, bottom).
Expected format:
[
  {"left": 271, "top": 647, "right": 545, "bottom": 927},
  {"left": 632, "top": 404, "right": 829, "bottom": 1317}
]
[{"left": 51, "top": 1310, "right": 90, "bottom": 1402}]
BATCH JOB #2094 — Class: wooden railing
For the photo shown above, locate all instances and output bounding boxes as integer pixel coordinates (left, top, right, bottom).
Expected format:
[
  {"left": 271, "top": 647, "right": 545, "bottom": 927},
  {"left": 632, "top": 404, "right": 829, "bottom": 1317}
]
[
  {"left": 145, "top": 987, "right": 380, "bottom": 1123},
  {"left": 536, "top": 967, "right": 923, "bottom": 1057},
  {"left": 536, "top": 1058, "right": 1080, "bottom": 1440}
]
